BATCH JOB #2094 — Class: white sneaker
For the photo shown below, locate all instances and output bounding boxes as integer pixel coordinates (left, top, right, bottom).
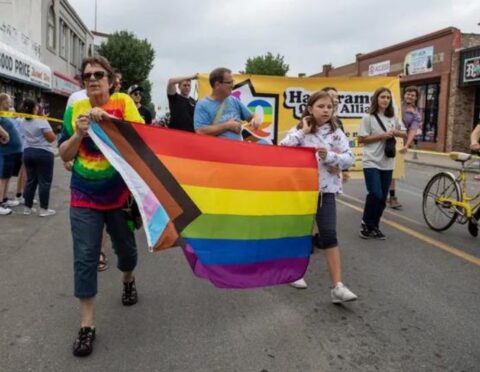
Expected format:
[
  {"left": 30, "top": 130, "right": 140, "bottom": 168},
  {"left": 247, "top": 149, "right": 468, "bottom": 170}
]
[
  {"left": 290, "top": 278, "right": 308, "bottom": 289},
  {"left": 4, "top": 199, "right": 20, "bottom": 207},
  {"left": 23, "top": 207, "right": 37, "bottom": 215},
  {"left": 39, "top": 208, "right": 56, "bottom": 217},
  {"left": 331, "top": 282, "right": 358, "bottom": 303},
  {"left": 0, "top": 206, "right": 12, "bottom": 215}
]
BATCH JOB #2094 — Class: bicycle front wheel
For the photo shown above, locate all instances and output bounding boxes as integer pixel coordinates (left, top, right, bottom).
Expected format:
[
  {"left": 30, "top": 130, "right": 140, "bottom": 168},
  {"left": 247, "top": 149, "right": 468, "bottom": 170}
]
[{"left": 422, "top": 172, "right": 461, "bottom": 231}]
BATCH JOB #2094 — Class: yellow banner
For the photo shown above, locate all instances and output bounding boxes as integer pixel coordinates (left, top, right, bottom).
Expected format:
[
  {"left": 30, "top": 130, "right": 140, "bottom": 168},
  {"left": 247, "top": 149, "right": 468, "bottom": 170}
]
[{"left": 197, "top": 74, "right": 404, "bottom": 179}]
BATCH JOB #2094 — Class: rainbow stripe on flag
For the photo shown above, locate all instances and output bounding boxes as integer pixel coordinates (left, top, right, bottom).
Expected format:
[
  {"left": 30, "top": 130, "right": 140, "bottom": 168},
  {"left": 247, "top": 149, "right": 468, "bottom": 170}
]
[{"left": 90, "top": 119, "right": 319, "bottom": 288}]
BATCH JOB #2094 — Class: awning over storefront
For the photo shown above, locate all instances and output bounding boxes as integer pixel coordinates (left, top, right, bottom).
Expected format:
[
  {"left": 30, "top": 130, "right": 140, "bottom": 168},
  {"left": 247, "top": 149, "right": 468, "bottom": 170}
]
[
  {"left": 52, "top": 71, "right": 81, "bottom": 96},
  {"left": 0, "top": 41, "right": 52, "bottom": 89}
]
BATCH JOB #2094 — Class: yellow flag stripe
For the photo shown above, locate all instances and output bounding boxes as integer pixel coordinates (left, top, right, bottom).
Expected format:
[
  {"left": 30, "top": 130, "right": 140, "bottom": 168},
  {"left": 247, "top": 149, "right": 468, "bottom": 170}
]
[{"left": 183, "top": 185, "right": 318, "bottom": 215}]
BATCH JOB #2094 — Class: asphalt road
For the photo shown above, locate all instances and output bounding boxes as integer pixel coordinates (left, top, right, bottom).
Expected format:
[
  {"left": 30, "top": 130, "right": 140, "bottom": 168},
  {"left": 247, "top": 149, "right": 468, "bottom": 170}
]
[{"left": 1, "top": 159, "right": 479, "bottom": 372}]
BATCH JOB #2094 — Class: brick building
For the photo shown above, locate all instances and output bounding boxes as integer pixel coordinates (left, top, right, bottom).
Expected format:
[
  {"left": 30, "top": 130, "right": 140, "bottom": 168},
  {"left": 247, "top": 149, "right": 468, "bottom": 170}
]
[{"left": 312, "top": 27, "right": 480, "bottom": 152}]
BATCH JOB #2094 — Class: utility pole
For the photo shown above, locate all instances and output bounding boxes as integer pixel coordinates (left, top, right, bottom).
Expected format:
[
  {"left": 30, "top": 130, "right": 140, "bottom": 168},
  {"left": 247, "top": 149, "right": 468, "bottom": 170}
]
[{"left": 94, "top": 0, "right": 98, "bottom": 31}]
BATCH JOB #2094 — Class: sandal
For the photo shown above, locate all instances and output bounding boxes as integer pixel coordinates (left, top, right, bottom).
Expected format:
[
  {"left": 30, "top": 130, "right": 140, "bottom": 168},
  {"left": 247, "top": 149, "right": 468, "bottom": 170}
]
[
  {"left": 72, "top": 326, "right": 96, "bottom": 357},
  {"left": 97, "top": 252, "right": 108, "bottom": 272},
  {"left": 122, "top": 278, "right": 138, "bottom": 306}
]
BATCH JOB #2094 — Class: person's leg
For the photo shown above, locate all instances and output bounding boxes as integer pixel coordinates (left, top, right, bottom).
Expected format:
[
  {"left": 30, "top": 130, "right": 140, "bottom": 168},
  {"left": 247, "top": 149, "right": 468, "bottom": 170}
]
[
  {"left": 0, "top": 178, "right": 7, "bottom": 204},
  {"left": 36, "top": 150, "right": 54, "bottom": 210},
  {"left": 16, "top": 163, "right": 26, "bottom": 200},
  {"left": 324, "top": 247, "right": 341, "bottom": 284},
  {"left": 22, "top": 149, "right": 38, "bottom": 209},
  {"left": 315, "top": 194, "right": 340, "bottom": 283},
  {"left": 468, "top": 206, "right": 480, "bottom": 237},
  {"left": 388, "top": 178, "right": 402, "bottom": 209},
  {"left": 0, "top": 154, "right": 12, "bottom": 215},
  {"left": 105, "top": 208, "right": 138, "bottom": 305},
  {"left": 316, "top": 194, "right": 357, "bottom": 302},
  {"left": 362, "top": 168, "right": 383, "bottom": 230},
  {"left": 377, "top": 170, "right": 393, "bottom": 228},
  {"left": 97, "top": 229, "right": 109, "bottom": 272},
  {"left": 71, "top": 207, "right": 104, "bottom": 317},
  {"left": 70, "top": 207, "right": 104, "bottom": 357},
  {"left": 80, "top": 298, "right": 94, "bottom": 327}
]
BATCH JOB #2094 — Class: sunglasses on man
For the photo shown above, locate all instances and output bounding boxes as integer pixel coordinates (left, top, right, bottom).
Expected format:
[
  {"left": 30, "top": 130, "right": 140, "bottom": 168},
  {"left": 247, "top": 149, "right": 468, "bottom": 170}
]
[
  {"left": 132, "top": 91, "right": 142, "bottom": 97},
  {"left": 82, "top": 71, "right": 108, "bottom": 81}
]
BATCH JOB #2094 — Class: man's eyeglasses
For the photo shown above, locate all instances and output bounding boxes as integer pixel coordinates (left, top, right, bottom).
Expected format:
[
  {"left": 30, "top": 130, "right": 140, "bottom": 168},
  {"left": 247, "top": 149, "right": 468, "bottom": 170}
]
[
  {"left": 222, "top": 80, "right": 234, "bottom": 85},
  {"left": 132, "top": 91, "right": 142, "bottom": 97},
  {"left": 82, "top": 71, "right": 107, "bottom": 81}
]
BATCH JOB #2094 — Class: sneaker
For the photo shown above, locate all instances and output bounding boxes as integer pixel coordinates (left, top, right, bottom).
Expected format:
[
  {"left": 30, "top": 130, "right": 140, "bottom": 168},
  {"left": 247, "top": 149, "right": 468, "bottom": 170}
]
[
  {"left": 15, "top": 196, "right": 24, "bottom": 205},
  {"left": 122, "top": 278, "right": 138, "bottom": 306},
  {"left": 72, "top": 326, "right": 96, "bottom": 357},
  {"left": 0, "top": 206, "right": 12, "bottom": 215},
  {"left": 39, "top": 208, "right": 56, "bottom": 217},
  {"left": 23, "top": 207, "right": 37, "bottom": 215},
  {"left": 372, "top": 228, "right": 387, "bottom": 240},
  {"left": 4, "top": 199, "right": 19, "bottom": 207},
  {"left": 468, "top": 218, "right": 478, "bottom": 237},
  {"left": 331, "top": 282, "right": 358, "bottom": 304},
  {"left": 289, "top": 278, "right": 308, "bottom": 289},
  {"left": 388, "top": 196, "right": 402, "bottom": 210},
  {"left": 359, "top": 225, "right": 376, "bottom": 239}
]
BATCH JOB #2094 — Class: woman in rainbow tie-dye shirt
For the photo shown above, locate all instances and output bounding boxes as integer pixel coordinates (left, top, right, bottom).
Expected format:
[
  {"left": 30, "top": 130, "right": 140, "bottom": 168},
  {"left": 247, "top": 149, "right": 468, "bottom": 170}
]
[{"left": 58, "top": 56, "right": 144, "bottom": 357}]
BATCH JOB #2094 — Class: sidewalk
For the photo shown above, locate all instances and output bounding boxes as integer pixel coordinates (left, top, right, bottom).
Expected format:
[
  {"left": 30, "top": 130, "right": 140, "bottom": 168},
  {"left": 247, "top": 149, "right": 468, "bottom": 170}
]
[{"left": 405, "top": 150, "right": 480, "bottom": 174}]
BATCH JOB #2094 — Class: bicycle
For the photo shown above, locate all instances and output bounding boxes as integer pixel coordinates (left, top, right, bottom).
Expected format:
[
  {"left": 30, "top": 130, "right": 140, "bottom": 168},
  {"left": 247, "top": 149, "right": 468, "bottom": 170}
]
[{"left": 422, "top": 152, "right": 480, "bottom": 231}]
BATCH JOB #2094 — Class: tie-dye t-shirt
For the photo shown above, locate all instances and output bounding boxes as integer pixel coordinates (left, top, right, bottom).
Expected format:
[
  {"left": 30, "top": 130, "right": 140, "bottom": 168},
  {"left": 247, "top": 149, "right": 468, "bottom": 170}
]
[{"left": 59, "top": 93, "right": 144, "bottom": 210}]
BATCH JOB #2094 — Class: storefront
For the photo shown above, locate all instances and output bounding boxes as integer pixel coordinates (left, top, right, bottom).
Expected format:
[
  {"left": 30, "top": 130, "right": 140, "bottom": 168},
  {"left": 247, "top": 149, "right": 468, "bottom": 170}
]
[
  {"left": 357, "top": 32, "right": 456, "bottom": 152},
  {"left": 459, "top": 46, "right": 480, "bottom": 128},
  {"left": 0, "top": 40, "right": 52, "bottom": 110},
  {"left": 45, "top": 71, "right": 81, "bottom": 121},
  {"left": 313, "top": 27, "right": 480, "bottom": 151}
]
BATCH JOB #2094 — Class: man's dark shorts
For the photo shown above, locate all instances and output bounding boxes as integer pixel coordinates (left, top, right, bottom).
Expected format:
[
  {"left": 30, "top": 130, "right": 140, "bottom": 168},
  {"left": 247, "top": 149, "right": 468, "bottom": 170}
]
[{"left": 0, "top": 152, "right": 22, "bottom": 178}]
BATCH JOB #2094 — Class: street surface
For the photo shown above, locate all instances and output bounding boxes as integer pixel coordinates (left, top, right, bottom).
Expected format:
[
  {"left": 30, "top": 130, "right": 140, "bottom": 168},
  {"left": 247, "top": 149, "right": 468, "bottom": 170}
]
[{"left": 1, "top": 158, "right": 479, "bottom": 372}]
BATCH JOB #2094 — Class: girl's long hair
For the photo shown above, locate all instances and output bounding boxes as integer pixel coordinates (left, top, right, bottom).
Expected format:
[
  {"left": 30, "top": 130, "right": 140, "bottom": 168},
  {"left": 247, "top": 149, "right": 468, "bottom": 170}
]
[
  {"left": 369, "top": 87, "right": 394, "bottom": 118},
  {"left": 297, "top": 90, "right": 337, "bottom": 134}
]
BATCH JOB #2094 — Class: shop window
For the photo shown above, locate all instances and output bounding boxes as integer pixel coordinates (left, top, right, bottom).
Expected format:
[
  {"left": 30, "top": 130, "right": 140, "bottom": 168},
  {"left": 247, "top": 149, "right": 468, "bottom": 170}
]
[
  {"left": 60, "top": 20, "right": 68, "bottom": 59},
  {"left": 71, "top": 33, "right": 77, "bottom": 66},
  {"left": 47, "top": 7, "right": 56, "bottom": 50},
  {"left": 402, "top": 82, "right": 440, "bottom": 143},
  {"left": 77, "top": 41, "right": 84, "bottom": 67}
]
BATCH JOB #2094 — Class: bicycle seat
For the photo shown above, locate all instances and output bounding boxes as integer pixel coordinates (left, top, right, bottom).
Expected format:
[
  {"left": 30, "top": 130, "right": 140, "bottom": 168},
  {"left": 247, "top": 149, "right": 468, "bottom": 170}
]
[{"left": 449, "top": 152, "right": 471, "bottom": 162}]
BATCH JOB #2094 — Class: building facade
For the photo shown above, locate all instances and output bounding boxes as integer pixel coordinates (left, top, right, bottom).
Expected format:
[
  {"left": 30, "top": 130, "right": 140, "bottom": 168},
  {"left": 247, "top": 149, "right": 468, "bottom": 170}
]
[
  {"left": 0, "top": 0, "right": 92, "bottom": 120},
  {"left": 0, "top": 0, "right": 52, "bottom": 110},
  {"left": 41, "top": 0, "right": 93, "bottom": 120},
  {"left": 313, "top": 27, "right": 480, "bottom": 152}
]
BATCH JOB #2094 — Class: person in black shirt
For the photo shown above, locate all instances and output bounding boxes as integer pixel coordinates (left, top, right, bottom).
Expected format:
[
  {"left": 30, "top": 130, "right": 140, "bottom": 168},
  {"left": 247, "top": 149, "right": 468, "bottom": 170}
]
[
  {"left": 167, "top": 73, "right": 198, "bottom": 132},
  {"left": 127, "top": 84, "right": 152, "bottom": 124}
]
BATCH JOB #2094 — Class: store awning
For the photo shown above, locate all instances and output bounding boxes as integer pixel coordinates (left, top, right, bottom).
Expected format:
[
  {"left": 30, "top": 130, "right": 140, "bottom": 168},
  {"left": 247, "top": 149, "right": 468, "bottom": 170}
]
[
  {"left": 52, "top": 71, "right": 81, "bottom": 96},
  {"left": 0, "top": 41, "right": 52, "bottom": 89}
]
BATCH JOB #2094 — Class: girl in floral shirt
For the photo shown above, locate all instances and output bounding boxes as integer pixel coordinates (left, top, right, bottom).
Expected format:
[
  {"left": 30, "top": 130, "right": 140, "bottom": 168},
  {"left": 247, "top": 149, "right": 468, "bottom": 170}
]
[{"left": 280, "top": 91, "right": 357, "bottom": 304}]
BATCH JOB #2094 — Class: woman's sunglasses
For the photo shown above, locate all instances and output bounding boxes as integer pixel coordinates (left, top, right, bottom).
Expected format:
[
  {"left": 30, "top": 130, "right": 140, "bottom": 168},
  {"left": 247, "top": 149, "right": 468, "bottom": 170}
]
[{"left": 82, "top": 71, "right": 107, "bottom": 81}]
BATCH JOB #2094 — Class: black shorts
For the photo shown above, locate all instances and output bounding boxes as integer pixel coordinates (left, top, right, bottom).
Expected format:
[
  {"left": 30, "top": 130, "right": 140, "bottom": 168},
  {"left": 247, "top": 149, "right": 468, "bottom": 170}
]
[
  {"left": 0, "top": 152, "right": 22, "bottom": 178},
  {"left": 315, "top": 193, "right": 338, "bottom": 250}
]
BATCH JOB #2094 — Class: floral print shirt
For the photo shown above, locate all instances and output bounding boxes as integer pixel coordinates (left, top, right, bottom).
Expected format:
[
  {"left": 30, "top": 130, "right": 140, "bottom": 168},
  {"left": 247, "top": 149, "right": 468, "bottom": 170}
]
[{"left": 280, "top": 124, "right": 354, "bottom": 194}]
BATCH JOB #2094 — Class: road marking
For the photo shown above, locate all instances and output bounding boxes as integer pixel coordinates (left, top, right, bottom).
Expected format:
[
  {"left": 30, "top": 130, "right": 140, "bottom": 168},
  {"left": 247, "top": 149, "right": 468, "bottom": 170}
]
[
  {"left": 337, "top": 198, "right": 480, "bottom": 267},
  {"left": 340, "top": 193, "right": 424, "bottom": 227}
]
